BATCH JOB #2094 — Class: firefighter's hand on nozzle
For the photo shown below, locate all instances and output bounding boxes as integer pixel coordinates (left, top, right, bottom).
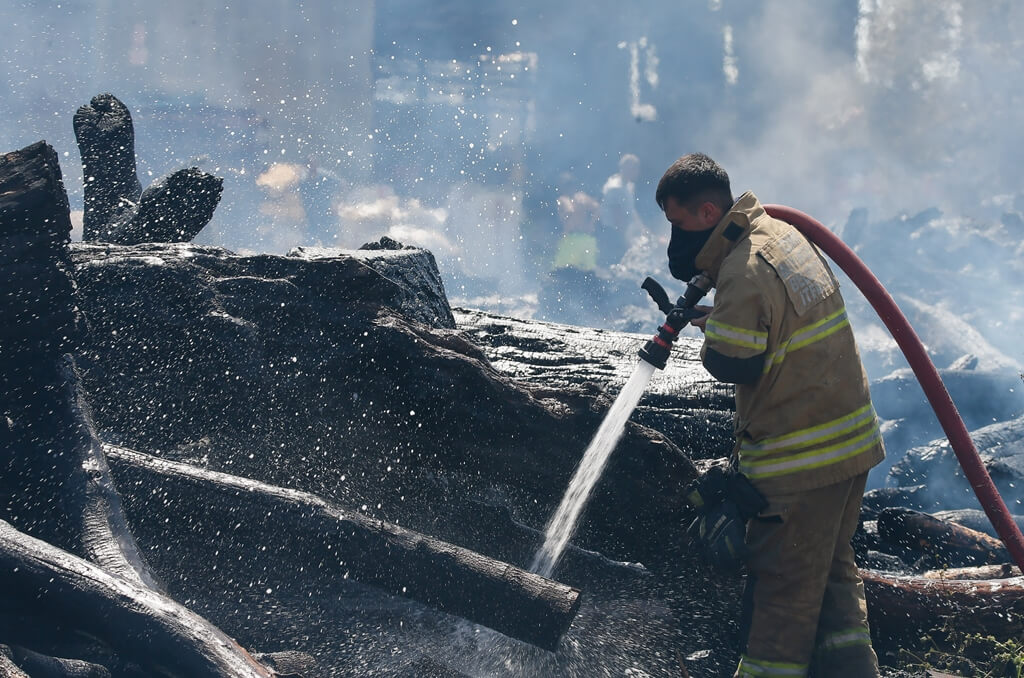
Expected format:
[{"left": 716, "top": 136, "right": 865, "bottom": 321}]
[
  {"left": 689, "top": 305, "right": 713, "bottom": 333},
  {"left": 664, "top": 304, "right": 712, "bottom": 332}
]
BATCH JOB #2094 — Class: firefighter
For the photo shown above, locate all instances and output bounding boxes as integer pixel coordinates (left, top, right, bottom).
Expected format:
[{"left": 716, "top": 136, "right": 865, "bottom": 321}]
[{"left": 656, "top": 153, "right": 884, "bottom": 677}]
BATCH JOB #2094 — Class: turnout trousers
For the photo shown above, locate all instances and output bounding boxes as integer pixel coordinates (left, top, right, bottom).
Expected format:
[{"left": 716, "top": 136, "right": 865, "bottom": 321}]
[{"left": 734, "top": 472, "right": 880, "bottom": 678}]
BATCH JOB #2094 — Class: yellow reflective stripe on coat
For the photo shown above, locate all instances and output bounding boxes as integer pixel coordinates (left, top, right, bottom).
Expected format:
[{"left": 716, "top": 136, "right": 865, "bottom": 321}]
[
  {"left": 818, "top": 627, "right": 872, "bottom": 652},
  {"left": 740, "top": 422, "right": 882, "bottom": 480},
  {"left": 706, "top": 318, "right": 768, "bottom": 351},
  {"left": 763, "top": 307, "right": 850, "bottom": 373},
  {"left": 740, "top": 404, "right": 876, "bottom": 457},
  {"left": 736, "top": 655, "right": 807, "bottom": 677}
]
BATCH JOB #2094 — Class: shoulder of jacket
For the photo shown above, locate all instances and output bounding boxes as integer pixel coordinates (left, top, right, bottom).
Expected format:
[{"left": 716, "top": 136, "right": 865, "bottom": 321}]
[
  {"left": 751, "top": 211, "right": 793, "bottom": 239},
  {"left": 747, "top": 214, "right": 805, "bottom": 263},
  {"left": 719, "top": 239, "right": 777, "bottom": 285}
]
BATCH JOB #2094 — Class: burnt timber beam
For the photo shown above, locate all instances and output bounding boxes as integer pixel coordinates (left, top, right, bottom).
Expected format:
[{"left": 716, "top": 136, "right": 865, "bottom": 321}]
[{"left": 106, "top": 444, "right": 582, "bottom": 651}]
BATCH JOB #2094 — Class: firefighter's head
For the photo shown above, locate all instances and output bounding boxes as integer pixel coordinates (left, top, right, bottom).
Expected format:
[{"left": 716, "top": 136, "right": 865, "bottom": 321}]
[{"left": 657, "top": 153, "right": 734, "bottom": 281}]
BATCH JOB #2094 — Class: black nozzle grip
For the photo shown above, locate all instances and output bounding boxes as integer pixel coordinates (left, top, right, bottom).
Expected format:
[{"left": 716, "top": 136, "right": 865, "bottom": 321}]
[{"left": 641, "top": 277, "right": 674, "bottom": 315}]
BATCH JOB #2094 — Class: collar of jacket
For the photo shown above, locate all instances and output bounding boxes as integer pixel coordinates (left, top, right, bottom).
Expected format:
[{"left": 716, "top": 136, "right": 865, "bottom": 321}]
[{"left": 694, "top": 190, "right": 766, "bottom": 283}]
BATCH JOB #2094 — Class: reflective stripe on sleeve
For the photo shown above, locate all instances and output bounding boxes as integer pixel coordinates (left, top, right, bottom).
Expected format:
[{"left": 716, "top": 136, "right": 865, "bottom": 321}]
[
  {"left": 740, "top": 404, "right": 876, "bottom": 457},
  {"left": 817, "top": 627, "right": 873, "bottom": 653},
  {"left": 763, "top": 307, "right": 850, "bottom": 373},
  {"left": 706, "top": 318, "right": 768, "bottom": 351},
  {"left": 736, "top": 655, "right": 808, "bottom": 677}
]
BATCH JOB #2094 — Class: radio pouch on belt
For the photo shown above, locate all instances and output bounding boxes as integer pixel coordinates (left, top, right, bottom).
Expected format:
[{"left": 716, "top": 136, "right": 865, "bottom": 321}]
[{"left": 684, "top": 466, "right": 768, "bottom": 571}]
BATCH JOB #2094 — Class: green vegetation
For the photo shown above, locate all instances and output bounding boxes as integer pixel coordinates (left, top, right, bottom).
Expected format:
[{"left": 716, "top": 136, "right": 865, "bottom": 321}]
[{"left": 896, "top": 626, "right": 1024, "bottom": 677}]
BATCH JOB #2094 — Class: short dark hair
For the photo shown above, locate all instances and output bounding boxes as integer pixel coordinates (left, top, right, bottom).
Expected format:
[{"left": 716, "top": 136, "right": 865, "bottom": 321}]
[{"left": 655, "top": 153, "right": 734, "bottom": 212}]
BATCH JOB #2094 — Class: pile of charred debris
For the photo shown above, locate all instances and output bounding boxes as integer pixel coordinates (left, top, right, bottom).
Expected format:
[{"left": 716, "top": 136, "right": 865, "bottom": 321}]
[
  {"left": 460, "top": 307, "right": 1024, "bottom": 675},
  {"left": 2, "top": 93, "right": 1024, "bottom": 677}
]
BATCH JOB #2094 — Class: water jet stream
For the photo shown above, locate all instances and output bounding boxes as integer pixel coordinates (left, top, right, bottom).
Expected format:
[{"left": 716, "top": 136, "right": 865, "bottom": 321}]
[{"left": 530, "top": 360, "right": 658, "bottom": 578}]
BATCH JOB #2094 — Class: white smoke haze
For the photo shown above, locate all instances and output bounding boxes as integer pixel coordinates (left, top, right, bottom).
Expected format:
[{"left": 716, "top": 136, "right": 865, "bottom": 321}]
[
  {"left": 854, "top": 0, "right": 875, "bottom": 83},
  {"left": 621, "top": 37, "right": 659, "bottom": 122},
  {"left": 714, "top": 0, "right": 1024, "bottom": 228},
  {"left": 256, "top": 163, "right": 308, "bottom": 193},
  {"left": 856, "top": 0, "right": 964, "bottom": 87},
  {"left": 722, "top": 25, "right": 739, "bottom": 86},
  {"left": 643, "top": 38, "right": 660, "bottom": 90},
  {"left": 334, "top": 187, "right": 451, "bottom": 252}
]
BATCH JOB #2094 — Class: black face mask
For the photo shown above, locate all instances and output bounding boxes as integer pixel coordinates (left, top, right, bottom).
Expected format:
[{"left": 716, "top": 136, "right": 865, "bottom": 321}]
[{"left": 668, "top": 226, "right": 715, "bottom": 281}]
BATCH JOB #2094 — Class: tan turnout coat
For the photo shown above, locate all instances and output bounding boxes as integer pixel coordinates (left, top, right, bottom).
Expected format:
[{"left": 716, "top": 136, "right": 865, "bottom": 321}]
[{"left": 695, "top": 192, "right": 884, "bottom": 496}]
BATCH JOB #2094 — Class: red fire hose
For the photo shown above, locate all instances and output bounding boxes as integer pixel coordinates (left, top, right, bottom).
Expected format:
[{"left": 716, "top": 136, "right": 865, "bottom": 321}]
[{"left": 764, "top": 204, "right": 1024, "bottom": 571}]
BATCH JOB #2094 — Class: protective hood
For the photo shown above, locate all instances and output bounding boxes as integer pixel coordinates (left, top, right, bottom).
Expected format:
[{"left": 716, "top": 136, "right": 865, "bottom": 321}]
[{"left": 667, "top": 225, "right": 715, "bottom": 282}]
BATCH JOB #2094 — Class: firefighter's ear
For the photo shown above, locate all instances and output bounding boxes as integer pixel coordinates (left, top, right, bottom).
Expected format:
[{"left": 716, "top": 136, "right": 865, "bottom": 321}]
[{"left": 698, "top": 201, "right": 722, "bottom": 227}]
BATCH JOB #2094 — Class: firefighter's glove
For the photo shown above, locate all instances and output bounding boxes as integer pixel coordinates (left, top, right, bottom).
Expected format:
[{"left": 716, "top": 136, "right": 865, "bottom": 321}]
[
  {"left": 684, "top": 465, "right": 729, "bottom": 511},
  {"left": 728, "top": 471, "right": 769, "bottom": 521},
  {"left": 665, "top": 306, "right": 708, "bottom": 332},
  {"left": 687, "top": 501, "right": 749, "bottom": 571},
  {"left": 684, "top": 468, "right": 767, "bottom": 571}
]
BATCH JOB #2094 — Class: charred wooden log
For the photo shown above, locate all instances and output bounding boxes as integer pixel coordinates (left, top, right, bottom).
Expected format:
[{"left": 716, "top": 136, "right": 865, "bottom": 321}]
[
  {"left": 0, "top": 140, "right": 275, "bottom": 676},
  {"left": 115, "top": 166, "right": 223, "bottom": 245},
  {"left": 877, "top": 507, "right": 1011, "bottom": 567},
  {"left": 73, "top": 94, "right": 142, "bottom": 241},
  {"left": 396, "top": 656, "right": 471, "bottom": 677},
  {"left": 2, "top": 139, "right": 576, "bottom": 654},
  {"left": 0, "top": 140, "right": 156, "bottom": 588},
  {"left": 105, "top": 444, "right": 583, "bottom": 652},
  {"left": 934, "top": 507, "right": 1024, "bottom": 540},
  {"left": 922, "top": 563, "right": 1020, "bottom": 580},
  {"left": 863, "top": 569, "right": 1024, "bottom": 647},
  {"left": 251, "top": 651, "right": 317, "bottom": 678},
  {"left": 0, "top": 140, "right": 82, "bottom": 364},
  {"left": 5, "top": 356, "right": 162, "bottom": 590},
  {"left": 2, "top": 644, "right": 112, "bottom": 677},
  {"left": 68, "top": 238, "right": 697, "bottom": 566},
  {"left": 0, "top": 647, "right": 29, "bottom": 678},
  {"left": 861, "top": 485, "right": 943, "bottom": 520},
  {"left": 73, "top": 93, "right": 222, "bottom": 244},
  {"left": 0, "top": 520, "right": 273, "bottom": 677}
]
